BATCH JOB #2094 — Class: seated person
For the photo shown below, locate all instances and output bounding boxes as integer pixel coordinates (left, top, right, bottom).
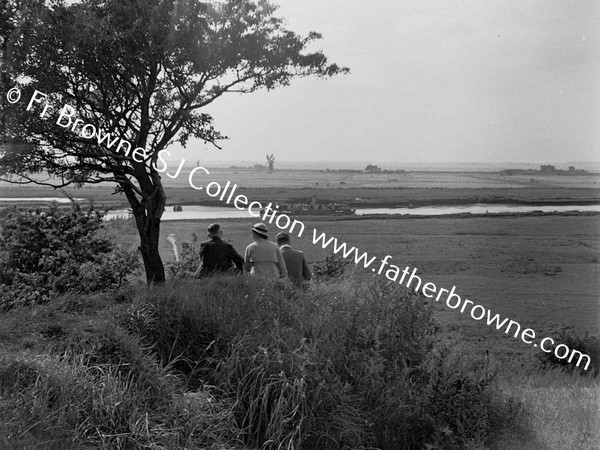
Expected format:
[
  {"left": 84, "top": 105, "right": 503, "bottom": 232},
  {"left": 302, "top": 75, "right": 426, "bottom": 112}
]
[
  {"left": 243, "top": 223, "right": 287, "bottom": 279},
  {"left": 193, "top": 223, "right": 244, "bottom": 277},
  {"left": 276, "top": 231, "right": 312, "bottom": 286}
]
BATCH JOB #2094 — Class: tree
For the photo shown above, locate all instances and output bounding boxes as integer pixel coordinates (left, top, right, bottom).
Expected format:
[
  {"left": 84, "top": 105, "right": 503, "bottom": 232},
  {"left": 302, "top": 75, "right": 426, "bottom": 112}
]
[{"left": 0, "top": 0, "right": 348, "bottom": 283}]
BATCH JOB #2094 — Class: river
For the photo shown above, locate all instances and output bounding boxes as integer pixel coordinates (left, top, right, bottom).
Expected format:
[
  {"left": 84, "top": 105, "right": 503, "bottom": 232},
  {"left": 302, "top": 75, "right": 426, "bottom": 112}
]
[{"left": 100, "top": 203, "right": 600, "bottom": 221}]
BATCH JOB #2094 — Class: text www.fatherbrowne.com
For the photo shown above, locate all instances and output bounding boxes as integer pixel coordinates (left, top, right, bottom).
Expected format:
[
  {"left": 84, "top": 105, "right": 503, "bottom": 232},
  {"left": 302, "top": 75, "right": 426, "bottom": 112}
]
[{"left": 312, "top": 229, "right": 593, "bottom": 371}]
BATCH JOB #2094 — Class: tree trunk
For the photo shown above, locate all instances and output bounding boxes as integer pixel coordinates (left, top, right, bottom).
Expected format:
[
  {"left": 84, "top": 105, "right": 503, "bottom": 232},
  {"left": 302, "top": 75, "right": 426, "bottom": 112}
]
[
  {"left": 122, "top": 171, "right": 167, "bottom": 285},
  {"left": 137, "top": 213, "right": 165, "bottom": 284}
]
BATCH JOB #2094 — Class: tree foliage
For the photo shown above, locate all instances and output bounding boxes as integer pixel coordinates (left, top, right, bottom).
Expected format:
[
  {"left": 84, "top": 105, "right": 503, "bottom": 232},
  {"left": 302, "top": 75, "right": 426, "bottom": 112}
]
[{"left": 0, "top": 0, "right": 348, "bottom": 283}]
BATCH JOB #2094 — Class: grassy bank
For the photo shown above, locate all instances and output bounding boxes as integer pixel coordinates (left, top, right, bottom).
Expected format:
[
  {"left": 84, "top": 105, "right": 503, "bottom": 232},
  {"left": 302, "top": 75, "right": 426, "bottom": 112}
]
[
  {"left": 1, "top": 275, "right": 598, "bottom": 449},
  {"left": 1, "top": 275, "right": 528, "bottom": 449}
]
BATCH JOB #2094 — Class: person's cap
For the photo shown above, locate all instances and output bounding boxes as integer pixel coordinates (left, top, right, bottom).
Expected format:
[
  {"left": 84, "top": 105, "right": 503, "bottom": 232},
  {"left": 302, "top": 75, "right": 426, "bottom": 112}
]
[
  {"left": 251, "top": 222, "right": 269, "bottom": 237},
  {"left": 207, "top": 223, "right": 221, "bottom": 233},
  {"left": 276, "top": 231, "right": 290, "bottom": 241}
]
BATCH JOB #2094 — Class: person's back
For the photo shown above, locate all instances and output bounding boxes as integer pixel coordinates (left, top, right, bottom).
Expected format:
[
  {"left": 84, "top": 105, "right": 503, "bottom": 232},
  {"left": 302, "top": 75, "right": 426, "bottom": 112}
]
[
  {"left": 194, "top": 224, "right": 244, "bottom": 277},
  {"left": 277, "top": 232, "right": 311, "bottom": 285},
  {"left": 244, "top": 223, "right": 287, "bottom": 279}
]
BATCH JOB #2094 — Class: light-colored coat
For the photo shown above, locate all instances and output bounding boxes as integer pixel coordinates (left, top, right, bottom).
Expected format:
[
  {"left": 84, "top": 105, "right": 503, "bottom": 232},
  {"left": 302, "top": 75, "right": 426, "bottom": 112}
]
[
  {"left": 280, "top": 245, "right": 311, "bottom": 285},
  {"left": 244, "top": 239, "right": 287, "bottom": 279}
]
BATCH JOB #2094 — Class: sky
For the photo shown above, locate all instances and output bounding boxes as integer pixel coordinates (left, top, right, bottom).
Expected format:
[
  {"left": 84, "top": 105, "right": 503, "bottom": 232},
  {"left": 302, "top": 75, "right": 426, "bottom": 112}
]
[{"left": 175, "top": 0, "right": 600, "bottom": 166}]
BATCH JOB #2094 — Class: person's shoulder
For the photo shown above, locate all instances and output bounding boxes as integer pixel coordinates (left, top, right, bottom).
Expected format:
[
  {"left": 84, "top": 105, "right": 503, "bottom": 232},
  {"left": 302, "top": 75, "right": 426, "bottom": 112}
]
[{"left": 220, "top": 239, "right": 235, "bottom": 248}]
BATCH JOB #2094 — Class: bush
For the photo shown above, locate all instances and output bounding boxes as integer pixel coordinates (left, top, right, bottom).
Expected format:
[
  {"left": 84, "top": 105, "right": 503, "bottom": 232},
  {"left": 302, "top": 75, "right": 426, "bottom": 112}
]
[
  {"left": 0, "top": 202, "right": 140, "bottom": 310},
  {"left": 124, "top": 275, "right": 508, "bottom": 449},
  {"left": 312, "top": 254, "right": 350, "bottom": 279},
  {"left": 164, "top": 233, "right": 202, "bottom": 279},
  {"left": 537, "top": 328, "right": 600, "bottom": 377}
]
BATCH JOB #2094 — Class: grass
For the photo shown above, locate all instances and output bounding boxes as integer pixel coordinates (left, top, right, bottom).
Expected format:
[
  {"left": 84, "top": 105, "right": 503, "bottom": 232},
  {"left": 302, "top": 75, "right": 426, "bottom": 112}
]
[
  {"left": 0, "top": 292, "right": 244, "bottom": 449},
  {"left": 2, "top": 168, "right": 599, "bottom": 209},
  {"left": 495, "top": 364, "right": 600, "bottom": 450},
  {"left": 107, "top": 213, "right": 600, "bottom": 365},
  {"left": 2, "top": 171, "right": 599, "bottom": 448},
  {"left": 0, "top": 274, "right": 598, "bottom": 448},
  {"left": 122, "top": 275, "right": 515, "bottom": 449},
  {"left": 0, "top": 275, "right": 521, "bottom": 449}
]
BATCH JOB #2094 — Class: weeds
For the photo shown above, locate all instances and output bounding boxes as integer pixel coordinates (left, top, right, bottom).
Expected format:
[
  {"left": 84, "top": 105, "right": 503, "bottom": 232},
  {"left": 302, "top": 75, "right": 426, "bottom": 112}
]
[
  {"left": 123, "top": 275, "right": 510, "bottom": 449},
  {"left": 537, "top": 328, "right": 600, "bottom": 377},
  {"left": 1, "top": 272, "right": 522, "bottom": 449}
]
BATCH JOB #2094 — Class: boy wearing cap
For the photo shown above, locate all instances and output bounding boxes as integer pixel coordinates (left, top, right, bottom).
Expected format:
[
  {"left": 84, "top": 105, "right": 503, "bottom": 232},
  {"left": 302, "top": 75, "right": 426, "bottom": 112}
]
[
  {"left": 193, "top": 223, "right": 244, "bottom": 277},
  {"left": 276, "top": 232, "right": 312, "bottom": 286},
  {"left": 243, "top": 223, "right": 288, "bottom": 279}
]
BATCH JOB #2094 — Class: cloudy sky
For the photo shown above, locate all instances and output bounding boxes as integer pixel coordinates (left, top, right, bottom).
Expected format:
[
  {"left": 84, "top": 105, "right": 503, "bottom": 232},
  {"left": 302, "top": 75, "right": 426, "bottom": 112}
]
[{"left": 183, "top": 0, "right": 599, "bottom": 165}]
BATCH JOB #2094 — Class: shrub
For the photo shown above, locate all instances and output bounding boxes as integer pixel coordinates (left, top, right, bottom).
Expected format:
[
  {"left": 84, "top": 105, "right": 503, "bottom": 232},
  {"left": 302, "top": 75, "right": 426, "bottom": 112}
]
[
  {"left": 0, "top": 316, "right": 244, "bottom": 450},
  {"left": 164, "top": 233, "right": 202, "bottom": 279},
  {"left": 397, "top": 345, "right": 499, "bottom": 449},
  {"left": 0, "top": 352, "right": 242, "bottom": 449},
  {"left": 125, "top": 275, "right": 507, "bottom": 449},
  {"left": 537, "top": 328, "right": 600, "bottom": 377},
  {"left": 312, "top": 254, "right": 350, "bottom": 279},
  {"left": 0, "top": 202, "right": 140, "bottom": 310}
]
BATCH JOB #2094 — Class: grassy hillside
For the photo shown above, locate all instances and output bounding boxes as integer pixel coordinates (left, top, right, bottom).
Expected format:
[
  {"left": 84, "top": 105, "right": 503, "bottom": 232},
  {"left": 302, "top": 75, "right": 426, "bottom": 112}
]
[{"left": 0, "top": 275, "right": 598, "bottom": 449}]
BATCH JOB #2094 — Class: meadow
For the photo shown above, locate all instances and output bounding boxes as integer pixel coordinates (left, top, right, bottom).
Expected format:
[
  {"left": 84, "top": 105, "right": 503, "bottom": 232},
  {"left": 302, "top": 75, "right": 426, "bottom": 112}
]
[
  {"left": 108, "top": 213, "right": 600, "bottom": 362},
  {"left": 1, "top": 169, "right": 599, "bottom": 449},
  {"left": 2, "top": 167, "right": 600, "bottom": 209},
  {"left": 50, "top": 168, "right": 598, "bottom": 365}
]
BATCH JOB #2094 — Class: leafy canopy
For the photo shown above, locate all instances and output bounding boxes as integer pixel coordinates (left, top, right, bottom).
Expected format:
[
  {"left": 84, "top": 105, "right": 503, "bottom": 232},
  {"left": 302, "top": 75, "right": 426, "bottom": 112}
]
[{"left": 1, "top": 0, "right": 348, "bottom": 188}]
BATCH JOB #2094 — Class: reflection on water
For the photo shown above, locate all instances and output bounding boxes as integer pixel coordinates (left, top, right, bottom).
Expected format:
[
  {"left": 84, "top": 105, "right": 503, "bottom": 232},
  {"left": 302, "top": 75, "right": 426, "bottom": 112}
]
[
  {"left": 355, "top": 204, "right": 600, "bottom": 216},
  {"left": 102, "top": 203, "right": 600, "bottom": 221},
  {"left": 2, "top": 199, "right": 597, "bottom": 220},
  {"left": 104, "top": 205, "right": 251, "bottom": 221},
  {"left": 0, "top": 197, "right": 85, "bottom": 203}
]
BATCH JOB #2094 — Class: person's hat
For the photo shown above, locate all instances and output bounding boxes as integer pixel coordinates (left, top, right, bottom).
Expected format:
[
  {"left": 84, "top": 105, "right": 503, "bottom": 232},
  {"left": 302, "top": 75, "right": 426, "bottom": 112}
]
[
  {"left": 207, "top": 223, "right": 220, "bottom": 233},
  {"left": 276, "top": 231, "right": 290, "bottom": 241},
  {"left": 251, "top": 222, "right": 269, "bottom": 237}
]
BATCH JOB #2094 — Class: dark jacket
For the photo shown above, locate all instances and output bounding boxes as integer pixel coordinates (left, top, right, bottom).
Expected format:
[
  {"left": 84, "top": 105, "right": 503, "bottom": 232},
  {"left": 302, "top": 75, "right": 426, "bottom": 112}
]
[
  {"left": 197, "top": 236, "right": 244, "bottom": 276},
  {"left": 280, "top": 245, "right": 312, "bottom": 285}
]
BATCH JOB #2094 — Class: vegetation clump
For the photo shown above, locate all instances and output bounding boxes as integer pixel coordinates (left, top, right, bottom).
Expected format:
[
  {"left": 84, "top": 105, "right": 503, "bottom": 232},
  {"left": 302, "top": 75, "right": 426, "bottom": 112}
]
[
  {"left": 124, "top": 276, "right": 510, "bottom": 449},
  {"left": 537, "top": 328, "right": 600, "bottom": 377},
  {"left": 0, "top": 208, "right": 521, "bottom": 449},
  {"left": 0, "top": 203, "right": 139, "bottom": 311},
  {"left": 312, "top": 254, "right": 350, "bottom": 279}
]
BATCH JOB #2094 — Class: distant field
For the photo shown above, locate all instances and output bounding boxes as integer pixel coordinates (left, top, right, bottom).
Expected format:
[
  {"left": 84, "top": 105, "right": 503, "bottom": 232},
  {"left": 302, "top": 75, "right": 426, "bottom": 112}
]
[
  {"left": 3, "top": 169, "right": 599, "bottom": 363},
  {"left": 162, "top": 167, "right": 600, "bottom": 190},
  {"left": 2, "top": 169, "right": 599, "bottom": 208},
  {"left": 107, "top": 213, "right": 600, "bottom": 364}
]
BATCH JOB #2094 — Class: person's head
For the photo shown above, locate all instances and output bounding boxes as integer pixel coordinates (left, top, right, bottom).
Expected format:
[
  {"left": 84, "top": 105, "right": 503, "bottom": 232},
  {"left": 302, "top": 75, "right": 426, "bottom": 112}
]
[
  {"left": 207, "top": 223, "right": 222, "bottom": 238},
  {"left": 276, "top": 231, "right": 290, "bottom": 246},
  {"left": 251, "top": 222, "right": 269, "bottom": 241}
]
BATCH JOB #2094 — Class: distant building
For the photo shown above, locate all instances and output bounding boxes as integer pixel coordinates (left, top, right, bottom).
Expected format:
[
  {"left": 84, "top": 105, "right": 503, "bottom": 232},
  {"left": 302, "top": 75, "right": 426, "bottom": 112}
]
[
  {"left": 501, "top": 164, "right": 587, "bottom": 176},
  {"left": 540, "top": 165, "right": 556, "bottom": 174},
  {"left": 364, "top": 163, "right": 381, "bottom": 173}
]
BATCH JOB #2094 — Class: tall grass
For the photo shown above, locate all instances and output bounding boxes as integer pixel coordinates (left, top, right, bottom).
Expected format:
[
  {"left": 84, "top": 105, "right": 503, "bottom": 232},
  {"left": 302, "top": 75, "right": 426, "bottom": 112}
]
[
  {"left": 497, "top": 363, "right": 600, "bottom": 450},
  {"left": 0, "top": 297, "right": 243, "bottom": 449},
  {"left": 0, "top": 275, "right": 531, "bottom": 449},
  {"left": 123, "top": 275, "right": 512, "bottom": 449}
]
